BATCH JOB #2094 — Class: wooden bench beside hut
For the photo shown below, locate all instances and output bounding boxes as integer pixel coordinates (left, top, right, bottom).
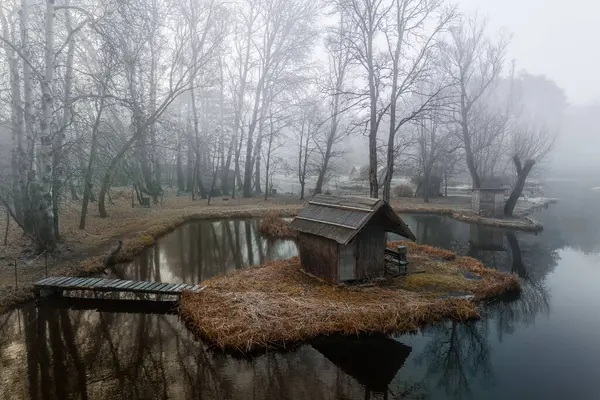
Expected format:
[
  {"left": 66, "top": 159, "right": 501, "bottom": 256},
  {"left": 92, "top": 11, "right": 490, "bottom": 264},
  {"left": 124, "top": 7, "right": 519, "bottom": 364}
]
[{"left": 290, "top": 195, "right": 416, "bottom": 283}]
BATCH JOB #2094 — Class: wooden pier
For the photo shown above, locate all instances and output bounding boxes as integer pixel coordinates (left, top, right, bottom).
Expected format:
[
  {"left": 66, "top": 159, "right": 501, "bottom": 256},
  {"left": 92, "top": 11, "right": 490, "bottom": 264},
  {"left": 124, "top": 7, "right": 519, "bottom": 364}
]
[{"left": 34, "top": 277, "right": 206, "bottom": 297}]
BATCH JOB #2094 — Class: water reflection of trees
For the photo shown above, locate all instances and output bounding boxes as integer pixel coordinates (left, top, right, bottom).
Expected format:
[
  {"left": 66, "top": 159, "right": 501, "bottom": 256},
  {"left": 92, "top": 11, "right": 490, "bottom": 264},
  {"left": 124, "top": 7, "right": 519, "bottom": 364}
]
[
  {"left": 408, "top": 220, "right": 561, "bottom": 400},
  {"left": 414, "top": 321, "right": 491, "bottom": 400},
  {"left": 121, "top": 219, "right": 297, "bottom": 284},
  {"left": 1, "top": 302, "right": 427, "bottom": 400},
  {"left": 398, "top": 215, "right": 470, "bottom": 254},
  {"left": 539, "top": 180, "right": 600, "bottom": 255}
]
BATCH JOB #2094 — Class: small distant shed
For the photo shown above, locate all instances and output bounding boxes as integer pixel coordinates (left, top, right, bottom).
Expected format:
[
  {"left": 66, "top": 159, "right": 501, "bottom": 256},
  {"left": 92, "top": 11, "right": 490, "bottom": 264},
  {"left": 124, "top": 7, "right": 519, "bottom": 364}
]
[
  {"left": 290, "top": 195, "right": 416, "bottom": 283},
  {"left": 472, "top": 187, "right": 505, "bottom": 217}
]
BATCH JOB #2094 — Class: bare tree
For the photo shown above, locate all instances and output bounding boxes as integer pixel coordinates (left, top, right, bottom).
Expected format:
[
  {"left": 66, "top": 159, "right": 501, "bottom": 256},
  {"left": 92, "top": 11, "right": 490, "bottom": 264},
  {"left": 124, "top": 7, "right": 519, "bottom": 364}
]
[
  {"left": 504, "top": 123, "right": 555, "bottom": 216},
  {"left": 412, "top": 108, "right": 458, "bottom": 202},
  {"left": 442, "top": 16, "right": 510, "bottom": 189},
  {"left": 96, "top": 0, "right": 226, "bottom": 217},
  {"left": 339, "top": 0, "right": 391, "bottom": 198},
  {"left": 263, "top": 105, "right": 287, "bottom": 200},
  {"left": 241, "top": 0, "right": 319, "bottom": 197},
  {"left": 291, "top": 99, "right": 321, "bottom": 199},
  {"left": 380, "top": 0, "right": 455, "bottom": 202},
  {"left": 314, "top": 12, "right": 353, "bottom": 195}
]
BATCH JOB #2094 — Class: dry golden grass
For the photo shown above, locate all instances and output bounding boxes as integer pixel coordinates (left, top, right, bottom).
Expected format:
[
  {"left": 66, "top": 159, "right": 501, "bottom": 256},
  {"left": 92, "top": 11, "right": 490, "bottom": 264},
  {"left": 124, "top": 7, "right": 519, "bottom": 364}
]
[
  {"left": 399, "top": 241, "right": 456, "bottom": 260},
  {"left": 259, "top": 213, "right": 297, "bottom": 240},
  {"left": 388, "top": 240, "right": 520, "bottom": 299},
  {"left": 180, "top": 242, "right": 520, "bottom": 353}
]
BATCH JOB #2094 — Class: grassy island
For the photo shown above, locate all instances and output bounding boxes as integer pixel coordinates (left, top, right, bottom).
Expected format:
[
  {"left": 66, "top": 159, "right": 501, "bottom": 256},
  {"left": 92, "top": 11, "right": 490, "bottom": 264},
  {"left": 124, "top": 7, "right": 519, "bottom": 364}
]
[{"left": 179, "top": 241, "right": 520, "bottom": 353}]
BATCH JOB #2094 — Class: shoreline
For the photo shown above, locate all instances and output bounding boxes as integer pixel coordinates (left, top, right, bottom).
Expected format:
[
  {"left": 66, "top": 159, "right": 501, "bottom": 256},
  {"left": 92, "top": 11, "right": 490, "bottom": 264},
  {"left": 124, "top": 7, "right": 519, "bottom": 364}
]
[
  {"left": 0, "top": 204, "right": 302, "bottom": 312},
  {"left": 0, "top": 196, "right": 552, "bottom": 312},
  {"left": 395, "top": 207, "right": 544, "bottom": 231},
  {"left": 392, "top": 196, "right": 556, "bottom": 232}
]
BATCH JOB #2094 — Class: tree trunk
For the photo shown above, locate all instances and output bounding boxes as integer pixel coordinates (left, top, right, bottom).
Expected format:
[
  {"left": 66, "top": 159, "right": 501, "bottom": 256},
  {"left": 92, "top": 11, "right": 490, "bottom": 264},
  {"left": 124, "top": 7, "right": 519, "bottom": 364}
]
[
  {"left": 243, "top": 121, "right": 255, "bottom": 197},
  {"left": 383, "top": 16, "right": 404, "bottom": 203},
  {"left": 80, "top": 94, "right": 104, "bottom": 228},
  {"left": 22, "top": 0, "right": 35, "bottom": 231},
  {"left": 252, "top": 95, "right": 269, "bottom": 194},
  {"left": 222, "top": 142, "right": 234, "bottom": 195},
  {"left": 148, "top": 69, "right": 160, "bottom": 201},
  {"left": 186, "top": 126, "right": 195, "bottom": 191},
  {"left": 37, "top": 0, "right": 57, "bottom": 249},
  {"left": 1, "top": 7, "right": 25, "bottom": 225},
  {"left": 99, "top": 134, "right": 138, "bottom": 218},
  {"left": 314, "top": 152, "right": 329, "bottom": 195},
  {"left": 232, "top": 134, "right": 244, "bottom": 200},
  {"left": 423, "top": 175, "right": 431, "bottom": 203},
  {"left": 504, "top": 157, "right": 535, "bottom": 217},
  {"left": 207, "top": 150, "right": 220, "bottom": 205},
  {"left": 51, "top": 1, "right": 75, "bottom": 240},
  {"left": 68, "top": 178, "right": 78, "bottom": 200},
  {"left": 367, "top": 27, "right": 379, "bottom": 199},
  {"left": 263, "top": 112, "right": 276, "bottom": 201},
  {"left": 368, "top": 96, "right": 379, "bottom": 198},
  {"left": 175, "top": 127, "right": 185, "bottom": 192},
  {"left": 186, "top": 58, "right": 196, "bottom": 193},
  {"left": 254, "top": 154, "right": 261, "bottom": 193},
  {"left": 506, "top": 232, "right": 526, "bottom": 278},
  {"left": 461, "top": 100, "right": 480, "bottom": 189},
  {"left": 243, "top": 71, "right": 266, "bottom": 197}
]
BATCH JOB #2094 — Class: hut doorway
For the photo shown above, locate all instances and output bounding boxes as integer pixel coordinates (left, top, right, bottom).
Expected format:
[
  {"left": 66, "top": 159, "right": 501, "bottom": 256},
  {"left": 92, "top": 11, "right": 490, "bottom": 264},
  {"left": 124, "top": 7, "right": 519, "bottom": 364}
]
[{"left": 339, "top": 244, "right": 356, "bottom": 281}]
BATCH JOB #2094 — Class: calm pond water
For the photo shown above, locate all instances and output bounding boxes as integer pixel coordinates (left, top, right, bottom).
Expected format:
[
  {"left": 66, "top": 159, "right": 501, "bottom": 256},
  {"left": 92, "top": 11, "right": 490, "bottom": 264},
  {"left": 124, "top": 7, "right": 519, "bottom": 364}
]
[{"left": 1, "top": 180, "right": 600, "bottom": 399}]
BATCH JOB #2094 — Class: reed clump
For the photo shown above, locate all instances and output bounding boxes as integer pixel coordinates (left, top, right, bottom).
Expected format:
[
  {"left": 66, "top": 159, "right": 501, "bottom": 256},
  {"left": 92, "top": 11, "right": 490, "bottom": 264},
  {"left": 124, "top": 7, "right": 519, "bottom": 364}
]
[
  {"left": 258, "top": 213, "right": 297, "bottom": 239},
  {"left": 179, "top": 242, "right": 520, "bottom": 353}
]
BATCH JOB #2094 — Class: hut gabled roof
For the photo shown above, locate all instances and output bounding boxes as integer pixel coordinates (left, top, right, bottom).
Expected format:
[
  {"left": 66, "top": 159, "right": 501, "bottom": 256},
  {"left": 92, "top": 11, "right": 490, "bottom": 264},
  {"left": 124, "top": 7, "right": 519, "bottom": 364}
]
[{"left": 290, "top": 194, "right": 416, "bottom": 244}]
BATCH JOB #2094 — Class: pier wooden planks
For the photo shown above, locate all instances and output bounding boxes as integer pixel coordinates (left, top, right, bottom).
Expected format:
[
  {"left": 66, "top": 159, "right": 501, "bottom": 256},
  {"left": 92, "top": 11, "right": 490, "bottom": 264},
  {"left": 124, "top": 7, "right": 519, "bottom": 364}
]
[{"left": 34, "top": 277, "right": 206, "bottom": 296}]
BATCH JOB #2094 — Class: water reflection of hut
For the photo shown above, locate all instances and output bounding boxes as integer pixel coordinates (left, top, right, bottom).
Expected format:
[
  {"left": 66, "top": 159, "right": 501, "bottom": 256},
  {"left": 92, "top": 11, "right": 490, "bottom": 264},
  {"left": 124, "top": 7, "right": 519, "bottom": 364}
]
[
  {"left": 469, "top": 224, "right": 505, "bottom": 251},
  {"left": 290, "top": 195, "right": 416, "bottom": 283},
  {"left": 312, "top": 335, "right": 412, "bottom": 394}
]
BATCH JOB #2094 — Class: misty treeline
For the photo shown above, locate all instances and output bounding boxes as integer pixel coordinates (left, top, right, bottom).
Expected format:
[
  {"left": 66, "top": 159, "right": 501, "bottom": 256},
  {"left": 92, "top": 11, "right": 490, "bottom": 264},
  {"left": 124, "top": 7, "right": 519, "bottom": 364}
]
[{"left": 0, "top": 0, "right": 563, "bottom": 250}]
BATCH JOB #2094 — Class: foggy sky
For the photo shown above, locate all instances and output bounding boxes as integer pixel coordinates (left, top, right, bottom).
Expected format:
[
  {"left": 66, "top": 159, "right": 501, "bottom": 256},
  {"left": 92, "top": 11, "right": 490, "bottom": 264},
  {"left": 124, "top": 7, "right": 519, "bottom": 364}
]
[{"left": 457, "top": 0, "right": 599, "bottom": 105}]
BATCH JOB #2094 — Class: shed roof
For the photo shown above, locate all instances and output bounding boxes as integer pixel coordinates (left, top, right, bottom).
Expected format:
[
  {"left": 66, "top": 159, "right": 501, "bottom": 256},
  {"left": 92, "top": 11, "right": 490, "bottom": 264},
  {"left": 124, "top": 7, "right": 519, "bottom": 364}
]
[{"left": 289, "top": 194, "right": 416, "bottom": 244}]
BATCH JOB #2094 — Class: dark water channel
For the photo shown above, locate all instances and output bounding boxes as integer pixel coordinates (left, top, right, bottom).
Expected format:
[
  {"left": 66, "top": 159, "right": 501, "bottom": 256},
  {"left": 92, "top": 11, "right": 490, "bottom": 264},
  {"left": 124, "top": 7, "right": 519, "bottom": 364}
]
[{"left": 2, "top": 180, "right": 600, "bottom": 399}]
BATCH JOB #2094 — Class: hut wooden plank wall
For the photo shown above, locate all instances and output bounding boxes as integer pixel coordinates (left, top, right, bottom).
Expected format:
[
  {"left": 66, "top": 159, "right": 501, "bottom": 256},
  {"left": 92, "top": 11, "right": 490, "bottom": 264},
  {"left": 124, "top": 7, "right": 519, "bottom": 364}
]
[
  {"left": 290, "top": 195, "right": 416, "bottom": 283},
  {"left": 472, "top": 188, "right": 505, "bottom": 217}
]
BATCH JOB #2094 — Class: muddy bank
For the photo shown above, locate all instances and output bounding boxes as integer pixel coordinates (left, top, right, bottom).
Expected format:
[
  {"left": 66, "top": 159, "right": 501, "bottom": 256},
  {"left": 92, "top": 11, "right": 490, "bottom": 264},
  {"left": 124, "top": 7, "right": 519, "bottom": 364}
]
[{"left": 179, "top": 242, "right": 520, "bottom": 353}]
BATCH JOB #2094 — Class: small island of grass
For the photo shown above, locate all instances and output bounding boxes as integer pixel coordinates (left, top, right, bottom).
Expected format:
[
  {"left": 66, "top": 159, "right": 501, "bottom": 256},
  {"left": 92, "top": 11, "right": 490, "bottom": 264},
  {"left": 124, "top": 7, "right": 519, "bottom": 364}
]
[{"left": 179, "top": 241, "right": 520, "bottom": 353}]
